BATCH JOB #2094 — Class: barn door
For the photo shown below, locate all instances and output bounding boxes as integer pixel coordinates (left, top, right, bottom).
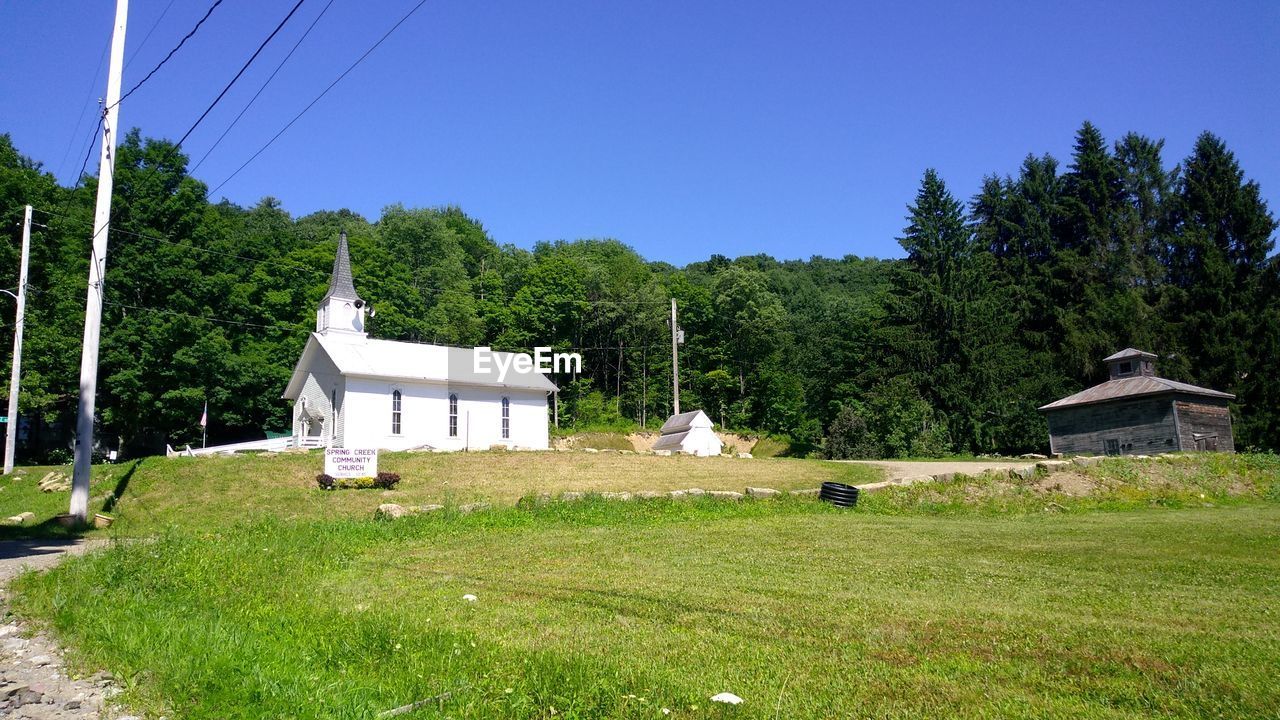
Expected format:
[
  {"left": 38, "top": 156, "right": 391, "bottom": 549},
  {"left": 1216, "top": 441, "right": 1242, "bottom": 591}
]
[{"left": 1195, "top": 436, "right": 1218, "bottom": 452}]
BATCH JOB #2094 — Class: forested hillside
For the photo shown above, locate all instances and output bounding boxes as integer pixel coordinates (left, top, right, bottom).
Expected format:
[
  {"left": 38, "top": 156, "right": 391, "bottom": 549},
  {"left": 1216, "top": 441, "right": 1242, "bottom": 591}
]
[{"left": 0, "top": 121, "right": 1275, "bottom": 460}]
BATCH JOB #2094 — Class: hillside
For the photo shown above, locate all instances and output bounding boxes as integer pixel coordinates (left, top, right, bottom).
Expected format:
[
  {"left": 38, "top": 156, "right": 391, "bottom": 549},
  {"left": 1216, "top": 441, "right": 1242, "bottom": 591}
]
[{"left": 0, "top": 450, "right": 879, "bottom": 537}]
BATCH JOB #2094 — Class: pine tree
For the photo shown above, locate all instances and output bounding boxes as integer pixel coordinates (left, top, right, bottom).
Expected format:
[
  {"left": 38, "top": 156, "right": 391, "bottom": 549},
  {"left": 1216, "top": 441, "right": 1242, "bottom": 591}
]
[{"left": 1166, "top": 133, "right": 1278, "bottom": 447}]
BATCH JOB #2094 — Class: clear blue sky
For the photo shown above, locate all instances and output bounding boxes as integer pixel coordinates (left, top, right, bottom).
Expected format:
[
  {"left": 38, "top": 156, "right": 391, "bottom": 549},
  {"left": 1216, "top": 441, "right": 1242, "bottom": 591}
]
[{"left": 1, "top": 1, "right": 1276, "bottom": 265}]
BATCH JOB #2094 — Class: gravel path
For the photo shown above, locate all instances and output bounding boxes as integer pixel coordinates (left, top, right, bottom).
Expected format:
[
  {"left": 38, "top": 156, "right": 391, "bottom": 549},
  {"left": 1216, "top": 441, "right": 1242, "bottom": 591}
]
[
  {"left": 841, "top": 459, "right": 1037, "bottom": 482},
  {"left": 0, "top": 538, "right": 134, "bottom": 720}
]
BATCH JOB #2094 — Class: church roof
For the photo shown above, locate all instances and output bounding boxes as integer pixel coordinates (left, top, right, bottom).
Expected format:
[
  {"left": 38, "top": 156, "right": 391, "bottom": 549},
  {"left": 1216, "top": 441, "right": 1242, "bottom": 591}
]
[
  {"left": 1038, "top": 375, "right": 1234, "bottom": 411},
  {"left": 323, "top": 231, "right": 361, "bottom": 302},
  {"left": 283, "top": 332, "right": 558, "bottom": 399}
]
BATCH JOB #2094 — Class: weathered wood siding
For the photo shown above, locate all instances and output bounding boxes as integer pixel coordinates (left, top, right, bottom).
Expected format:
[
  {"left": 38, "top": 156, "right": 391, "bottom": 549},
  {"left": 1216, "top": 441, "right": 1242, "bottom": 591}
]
[
  {"left": 1174, "top": 395, "right": 1235, "bottom": 453},
  {"left": 1046, "top": 397, "right": 1178, "bottom": 456}
]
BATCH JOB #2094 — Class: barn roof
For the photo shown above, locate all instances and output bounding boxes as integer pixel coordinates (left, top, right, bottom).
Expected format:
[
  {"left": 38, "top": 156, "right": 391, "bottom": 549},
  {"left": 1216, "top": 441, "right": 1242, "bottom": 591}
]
[
  {"left": 1103, "top": 347, "right": 1157, "bottom": 362},
  {"left": 659, "top": 410, "right": 710, "bottom": 434},
  {"left": 651, "top": 430, "right": 690, "bottom": 450},
  {"left": 1038, "top": 375, "right": 1234, "bottom": 412},
  {"left": 283, "top": 332, "right": 557, "bottom": 399}
]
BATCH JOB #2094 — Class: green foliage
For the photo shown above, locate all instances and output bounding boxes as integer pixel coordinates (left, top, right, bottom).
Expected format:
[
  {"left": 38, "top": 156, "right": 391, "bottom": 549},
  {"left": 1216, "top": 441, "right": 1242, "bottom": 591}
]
[
  {"left": 823, "top": 404, "right": 880, "bottom": 459},
  {"left": 0, "top": 121, "right": 1275, "bottom": 460}
]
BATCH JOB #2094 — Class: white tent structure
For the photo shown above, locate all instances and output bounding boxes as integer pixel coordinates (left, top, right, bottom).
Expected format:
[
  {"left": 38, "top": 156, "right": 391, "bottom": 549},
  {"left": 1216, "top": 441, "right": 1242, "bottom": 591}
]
[{"left": 652, "top": 410, "right": 723, "bottom": 456}]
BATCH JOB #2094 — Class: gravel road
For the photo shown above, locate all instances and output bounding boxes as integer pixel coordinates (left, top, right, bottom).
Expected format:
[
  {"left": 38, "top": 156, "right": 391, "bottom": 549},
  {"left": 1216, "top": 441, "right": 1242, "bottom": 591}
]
[{"left": 0, "top": 538, "right": 134, "bottom": 720}]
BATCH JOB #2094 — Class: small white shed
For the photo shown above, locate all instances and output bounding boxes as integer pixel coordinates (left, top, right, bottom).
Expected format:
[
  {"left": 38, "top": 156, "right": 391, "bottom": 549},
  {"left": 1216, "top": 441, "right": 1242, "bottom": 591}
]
[{"left": 652, "top": 410, "right": 723, "bottom": 456}]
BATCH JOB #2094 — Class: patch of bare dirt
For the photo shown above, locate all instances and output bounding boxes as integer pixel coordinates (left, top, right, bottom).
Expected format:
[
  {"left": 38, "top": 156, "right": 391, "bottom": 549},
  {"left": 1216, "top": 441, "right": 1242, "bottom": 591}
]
[
  {"left": 840, "top": 460, "right": 1037, "bottom": 480},
  {"left": 1033, "top": 471, "right": 1097, "bottom": 497}
]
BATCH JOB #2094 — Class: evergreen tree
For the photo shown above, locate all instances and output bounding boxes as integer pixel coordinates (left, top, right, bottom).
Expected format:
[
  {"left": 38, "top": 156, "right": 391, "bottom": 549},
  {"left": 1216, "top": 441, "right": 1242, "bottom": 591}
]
[{"left": 1166, "top": 133, "right": 1278, "bottom": 447}]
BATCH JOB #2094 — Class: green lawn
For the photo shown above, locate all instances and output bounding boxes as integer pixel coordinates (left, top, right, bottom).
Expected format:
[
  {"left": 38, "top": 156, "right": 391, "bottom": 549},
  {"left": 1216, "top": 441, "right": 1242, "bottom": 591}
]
[
  {"left": 11, "top": 495, "right": 1280, "bottom": 719},
  {"left": 0, "top": 450, "right": 879, "bottom": 537}
]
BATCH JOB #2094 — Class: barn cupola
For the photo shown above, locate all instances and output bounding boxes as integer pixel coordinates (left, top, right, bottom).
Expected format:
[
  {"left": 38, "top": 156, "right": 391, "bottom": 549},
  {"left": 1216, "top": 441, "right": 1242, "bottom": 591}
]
[
  {"left": 316, "top": 231, "right": 367, "bottom": 337},
  {"left": 1104, "top": 348, "right": 1157, "bottom": 379}
]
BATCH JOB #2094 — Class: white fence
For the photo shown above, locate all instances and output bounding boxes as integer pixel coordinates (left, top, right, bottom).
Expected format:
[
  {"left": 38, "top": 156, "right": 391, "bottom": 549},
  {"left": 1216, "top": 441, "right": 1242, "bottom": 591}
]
[{"left": 166, "top": 435, "right": 305, "bottom": 458}]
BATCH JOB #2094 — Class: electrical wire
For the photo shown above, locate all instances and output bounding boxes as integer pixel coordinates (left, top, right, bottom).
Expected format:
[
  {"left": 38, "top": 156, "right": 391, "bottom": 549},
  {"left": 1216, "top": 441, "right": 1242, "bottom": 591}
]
[
  {"left": 210, "top": 0, "right": 429, "bottom": 196},
  {"left": 104, "top": 299, "right": 301, "bottom": 332},
  {"left": 175, "top": 0, "right": 310, "bottom": 150},
  {"left": 124, "top": 0, "right": 179, "bottom": 69},
  {"left": 111, "top": 0, "right": 225, "bottom": 111},
  {"left": 31, "top": 207, "right": 327, "bottom": 278},
  {"left": 74, "top": 117, "right": 104, "bottom": 184},
  {"left": 191, "top": 0, "right": 337, "bottom": 173},
  {"left": 56, "top": 31, "right": 112, "bottom": 180}
]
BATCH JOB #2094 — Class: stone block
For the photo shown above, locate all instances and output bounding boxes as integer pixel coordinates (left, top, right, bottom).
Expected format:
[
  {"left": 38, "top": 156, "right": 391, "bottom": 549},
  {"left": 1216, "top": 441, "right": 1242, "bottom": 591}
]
[{"left": 705, "top": 490, "right": 744, "bottom": 500}]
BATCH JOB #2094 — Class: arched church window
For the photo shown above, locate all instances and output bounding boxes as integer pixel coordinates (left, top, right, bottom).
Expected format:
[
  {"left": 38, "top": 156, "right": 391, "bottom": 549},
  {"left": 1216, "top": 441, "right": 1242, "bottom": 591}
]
[
  {"left": 391, "top": 389, "right": 402, "bottom": 434},
  {"left": 448, "top": 394, "right": 458, "bottom": 437}
]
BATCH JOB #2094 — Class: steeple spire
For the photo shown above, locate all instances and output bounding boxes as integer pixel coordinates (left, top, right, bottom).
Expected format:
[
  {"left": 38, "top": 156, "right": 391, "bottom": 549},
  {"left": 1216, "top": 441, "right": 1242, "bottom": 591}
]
[
  {"left": 323, "top": 231, "right": 361, "bottom": 303},
  {"left": 316, "top": 231, "right": 367, "bottom": 337}
]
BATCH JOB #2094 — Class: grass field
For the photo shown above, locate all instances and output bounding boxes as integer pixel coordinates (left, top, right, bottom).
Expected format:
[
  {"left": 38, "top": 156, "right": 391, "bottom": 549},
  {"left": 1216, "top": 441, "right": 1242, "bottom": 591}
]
[
  {"left": 4, "top": 453, "right": 1280, "bottom": 719},
  {"left": 0, "top": 450, "right": 878, "bottom": 537}
]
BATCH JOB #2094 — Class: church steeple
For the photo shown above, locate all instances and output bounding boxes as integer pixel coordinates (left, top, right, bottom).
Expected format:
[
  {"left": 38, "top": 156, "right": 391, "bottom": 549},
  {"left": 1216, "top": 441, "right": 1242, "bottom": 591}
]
[{"left": 317, "top": 231, "right": 367, "bottom": 336}]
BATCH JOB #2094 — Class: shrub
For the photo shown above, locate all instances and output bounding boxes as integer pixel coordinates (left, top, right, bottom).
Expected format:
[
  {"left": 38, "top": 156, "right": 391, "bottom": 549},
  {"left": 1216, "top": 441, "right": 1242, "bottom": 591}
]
[
  {"left": 336, "top": 476, "right": 376, "bottom": 489},
  {"left": 374, "top": 472, "right": 401, "bottom": 490},
  {"left": 825, "top": 406, "right": 881, "bottom": 459},
  {"left": 315, "top": 473, "right": 336, "bottom": 491}
]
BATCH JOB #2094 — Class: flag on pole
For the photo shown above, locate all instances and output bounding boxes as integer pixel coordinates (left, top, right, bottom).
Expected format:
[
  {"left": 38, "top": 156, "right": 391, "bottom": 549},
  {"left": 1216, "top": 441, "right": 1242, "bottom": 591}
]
[{"left": 200, "top": 401, "right": 207, "bottom": 428}]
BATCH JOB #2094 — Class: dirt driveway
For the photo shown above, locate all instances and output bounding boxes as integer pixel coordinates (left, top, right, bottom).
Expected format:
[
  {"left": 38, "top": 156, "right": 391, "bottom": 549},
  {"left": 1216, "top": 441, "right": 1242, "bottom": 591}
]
[{"left": 840, "top": 459, "right": 1037, "bottom": 481}]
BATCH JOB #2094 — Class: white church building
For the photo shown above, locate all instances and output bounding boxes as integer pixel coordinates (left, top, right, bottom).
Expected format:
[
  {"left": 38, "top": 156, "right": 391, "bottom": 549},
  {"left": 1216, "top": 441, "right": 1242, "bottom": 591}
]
[{"left": 282, "top": 233, "right": 557, "bottom": 451}]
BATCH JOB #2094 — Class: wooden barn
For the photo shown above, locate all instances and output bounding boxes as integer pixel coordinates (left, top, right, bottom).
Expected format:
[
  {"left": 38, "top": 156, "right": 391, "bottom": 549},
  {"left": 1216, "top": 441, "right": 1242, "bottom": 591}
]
[{"left": 1038, "top": 348, "right": 1235, "bottom": 456}]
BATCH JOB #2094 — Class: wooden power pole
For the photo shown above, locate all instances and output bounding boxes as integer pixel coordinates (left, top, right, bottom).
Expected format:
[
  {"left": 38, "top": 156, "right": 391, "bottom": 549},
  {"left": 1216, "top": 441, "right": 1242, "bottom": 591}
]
[
  {"left": 670, "top": 298, "right": 680, "bottom": 416},
  {"left": 3, "top": 205, "right": 32, "bottom": 475},
  {"left": 71, "top": 0, "right": 128, "bottom": 523}
]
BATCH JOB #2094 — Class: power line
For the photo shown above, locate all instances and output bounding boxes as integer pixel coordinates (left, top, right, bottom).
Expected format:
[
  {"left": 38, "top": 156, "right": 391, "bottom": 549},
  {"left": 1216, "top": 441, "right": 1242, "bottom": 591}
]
[
  {"left": 124, "top": 0, "right": 179, "bottom": 69},
  {"left": 104, "top": 299, "right": 301, "bottom": 333},
  {"left": 175, "top": 0, "right": 310, "bottom": 151},
  {"left": 111, "top": 0, "right": 225, "bottom": 111},
  {"left": 192, "top": 0, "right": 337, "bottom": 173},
  {"left": 31, "top": 207, "right": 328, "bottom": 278},
  {"left": 210, "top": 0, "right": 430, "bottom": 196},
  {"left": 55, "top": 31, "right": 112, "bottom": 180},
  {"left": 74, "top": 117, "right": 104, "bottom": 184}
]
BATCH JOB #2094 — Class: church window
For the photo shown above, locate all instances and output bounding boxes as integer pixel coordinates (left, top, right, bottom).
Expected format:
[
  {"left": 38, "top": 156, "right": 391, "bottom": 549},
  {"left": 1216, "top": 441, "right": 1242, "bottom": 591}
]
[
  {"left": 449, "top": 394, "right": 458, "bottom": 437},
  {"left": 501, "top": 397, "right": 510, "bottom": 439},
  {"left": 391, "top": 389, "right": 402, "bottom": 435}
]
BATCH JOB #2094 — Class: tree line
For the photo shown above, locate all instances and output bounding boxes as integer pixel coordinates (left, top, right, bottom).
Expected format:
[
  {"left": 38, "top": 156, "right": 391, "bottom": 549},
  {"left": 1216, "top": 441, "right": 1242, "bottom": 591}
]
[{"left": 0, "top": 121, "right": 1275, "bottom": 461}]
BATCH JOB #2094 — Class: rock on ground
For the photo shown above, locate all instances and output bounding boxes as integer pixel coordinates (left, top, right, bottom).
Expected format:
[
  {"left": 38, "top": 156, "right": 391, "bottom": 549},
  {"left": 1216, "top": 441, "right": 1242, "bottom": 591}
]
[{"left": 0, "top": 538, "right": 132, "bottom": 719}]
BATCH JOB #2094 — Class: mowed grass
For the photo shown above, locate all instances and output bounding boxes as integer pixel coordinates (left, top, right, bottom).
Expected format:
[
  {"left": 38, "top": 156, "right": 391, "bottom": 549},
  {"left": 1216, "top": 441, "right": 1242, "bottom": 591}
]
[
  {"left": 0, "top": 451, "right": 878, "bottom": 537},
  {"left": 10, "top": 496, "right": 1280, "bottom": 719}
]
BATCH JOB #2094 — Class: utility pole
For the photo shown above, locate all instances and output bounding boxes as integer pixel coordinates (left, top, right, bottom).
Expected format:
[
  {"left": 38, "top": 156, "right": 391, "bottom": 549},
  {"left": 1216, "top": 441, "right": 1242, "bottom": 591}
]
[
  {"left": 71, "top": 0, "right": 128, "bottom": 523},
  {"left": 3, "top": 206, "right": 32, "bottom": 475},
  {"left": 670, "top": 298, "right": 680, "bottom": 416}
]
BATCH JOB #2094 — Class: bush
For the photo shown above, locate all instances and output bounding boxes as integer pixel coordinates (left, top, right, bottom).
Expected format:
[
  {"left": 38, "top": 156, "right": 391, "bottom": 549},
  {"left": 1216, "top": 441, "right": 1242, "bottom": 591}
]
[
  {"left": 317, "top": 473, "right": 400, "bottom": 490},
  {"left": 825, "top": 406, "right": 882, "bottom": 459}
]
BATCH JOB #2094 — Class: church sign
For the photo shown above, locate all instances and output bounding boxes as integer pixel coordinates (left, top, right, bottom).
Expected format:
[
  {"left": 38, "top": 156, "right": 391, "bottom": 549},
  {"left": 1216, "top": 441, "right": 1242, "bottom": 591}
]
[{"left": 324, "top": 447, "right": 378, "bottom": 478}]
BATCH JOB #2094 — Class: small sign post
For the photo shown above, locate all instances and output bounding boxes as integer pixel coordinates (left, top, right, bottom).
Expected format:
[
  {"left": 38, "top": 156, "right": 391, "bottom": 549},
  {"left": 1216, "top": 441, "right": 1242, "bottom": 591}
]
[{"left": 324, "top": 447, "right": 378, "bottom": 478}]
